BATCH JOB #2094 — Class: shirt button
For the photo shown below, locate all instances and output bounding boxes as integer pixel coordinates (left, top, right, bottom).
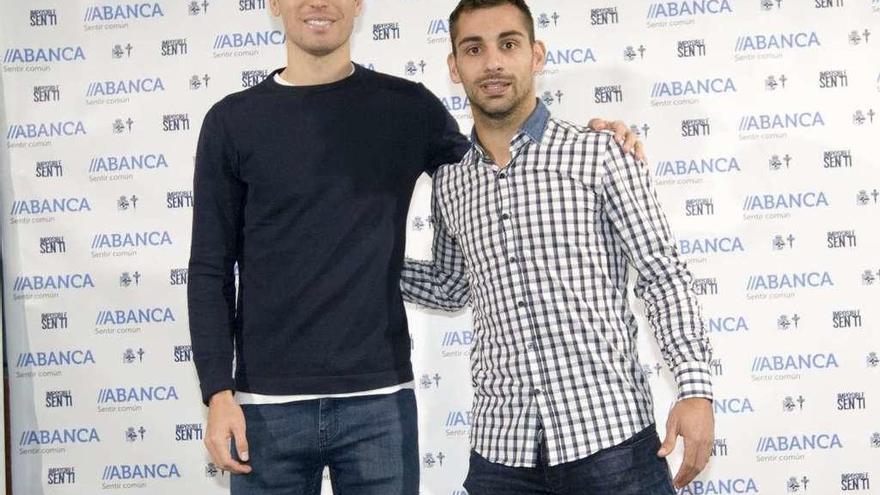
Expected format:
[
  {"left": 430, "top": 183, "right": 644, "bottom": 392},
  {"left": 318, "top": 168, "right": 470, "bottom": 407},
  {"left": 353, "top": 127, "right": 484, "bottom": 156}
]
[
  {"left": 531, "top": 388, "right": 542, "bottom": 396},
  {"left": 526, "top": 342, "right": 535, "bottom": 351},
  {"left": 501, "top": 213, "right": 510, "bottom": 220},
  {"left": 498, "top": 172, "right": 507, "bottom": 179},
  {"left": 509, "top": 256, "right": 517, "bottom": 263},
  {"left": 517, "top": 301, "right": 526, "bottom": 308}
]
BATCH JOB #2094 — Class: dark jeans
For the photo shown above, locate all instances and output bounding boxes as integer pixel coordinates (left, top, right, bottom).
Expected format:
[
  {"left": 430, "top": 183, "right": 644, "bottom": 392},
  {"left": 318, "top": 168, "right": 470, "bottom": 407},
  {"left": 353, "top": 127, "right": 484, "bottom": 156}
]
[
  {"left": 231, "top": 389, "right": 419, "bottom": 495},
  {"left": 463, "top": 424, "right": 675, "bottom": 495}
]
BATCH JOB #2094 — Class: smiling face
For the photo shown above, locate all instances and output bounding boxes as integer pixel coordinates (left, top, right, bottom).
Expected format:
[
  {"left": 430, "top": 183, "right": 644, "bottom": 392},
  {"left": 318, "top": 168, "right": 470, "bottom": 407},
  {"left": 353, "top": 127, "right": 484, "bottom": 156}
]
[
  {"left": 270, "top": 0, "right": 363, "bottom": 57},
  {"left": 448, "top": 3, "right": 545, "bottom": 122}
]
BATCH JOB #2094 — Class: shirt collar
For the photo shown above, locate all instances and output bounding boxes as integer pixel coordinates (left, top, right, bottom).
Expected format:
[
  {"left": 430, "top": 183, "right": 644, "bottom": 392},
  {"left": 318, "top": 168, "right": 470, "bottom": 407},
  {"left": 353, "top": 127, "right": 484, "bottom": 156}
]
[{"left": 468, "top": 98, "right": 550, "bottom": 162}]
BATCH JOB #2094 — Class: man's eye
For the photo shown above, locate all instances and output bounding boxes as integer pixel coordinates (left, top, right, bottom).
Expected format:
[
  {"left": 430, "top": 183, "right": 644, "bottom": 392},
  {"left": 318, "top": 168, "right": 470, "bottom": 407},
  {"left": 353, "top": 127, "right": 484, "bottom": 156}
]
[
  {"left": 466, "top": 46, "right": 481, "bottom": 55},
  {"left": 503, "top": 41, "right": 517, "bottom": 49}
]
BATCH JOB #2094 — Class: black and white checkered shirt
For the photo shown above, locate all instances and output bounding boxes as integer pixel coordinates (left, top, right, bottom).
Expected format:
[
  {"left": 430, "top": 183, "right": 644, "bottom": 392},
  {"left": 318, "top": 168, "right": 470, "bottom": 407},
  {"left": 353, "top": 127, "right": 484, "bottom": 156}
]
[{"left": 401, "top": 101, "right": 713, "bottom": 467}]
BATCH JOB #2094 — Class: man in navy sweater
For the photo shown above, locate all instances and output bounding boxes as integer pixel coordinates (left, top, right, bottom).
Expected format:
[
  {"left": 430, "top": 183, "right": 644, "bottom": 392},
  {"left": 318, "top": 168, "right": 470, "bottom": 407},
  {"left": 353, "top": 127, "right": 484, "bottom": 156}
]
[{"left": 188, "top": 0, "right": 645, "bottom": 493}]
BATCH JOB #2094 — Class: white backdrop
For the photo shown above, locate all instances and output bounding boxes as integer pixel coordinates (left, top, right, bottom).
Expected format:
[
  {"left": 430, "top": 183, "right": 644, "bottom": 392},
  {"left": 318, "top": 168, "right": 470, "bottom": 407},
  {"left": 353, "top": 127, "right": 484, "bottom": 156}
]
[{"left": 1, "top": 1, "right": 879, "bottom": 494}]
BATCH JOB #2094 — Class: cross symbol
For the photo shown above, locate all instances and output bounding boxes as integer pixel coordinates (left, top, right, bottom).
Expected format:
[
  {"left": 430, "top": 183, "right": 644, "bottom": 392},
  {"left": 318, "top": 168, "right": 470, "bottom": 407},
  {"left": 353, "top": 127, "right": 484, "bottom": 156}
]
[
  {"left": 779, "top": 74, "right": 787, "bottom": 87},
  {"left": 787, "top": 234, "right": 795, "bottom": 247},
  {"left": 783, "top": 154, "right": 791, "bottom": 167},
  {"left": 551, "top": 12, "right": 559, "bottom": 25},
  {"left": 203, "top": 74, "right": 211, "bottom": 87},
  {"left": 792, "top": 314, "right": 800, "bottom": 327},
  {"left": 419, "top": 60, "right": 427, "bottom": 73},
  {"left": 202, "top": 0, "right": 209, "bottom": 13},
  {"left": 126, "top": 118, "right": 134, "bottom": 131},
  {"left": 125, "top": 43, "right": 133, "bottom": 56},
  {"left": 638, "top": 45, "right": 646, "bottom": 58}
]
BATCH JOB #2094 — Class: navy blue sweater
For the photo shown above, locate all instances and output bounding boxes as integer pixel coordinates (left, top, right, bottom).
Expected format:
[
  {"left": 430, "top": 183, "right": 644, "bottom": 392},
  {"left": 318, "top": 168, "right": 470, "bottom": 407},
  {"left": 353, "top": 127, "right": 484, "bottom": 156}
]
[{"left": 188, "top": 65, "right": 468, "bottom": 405}]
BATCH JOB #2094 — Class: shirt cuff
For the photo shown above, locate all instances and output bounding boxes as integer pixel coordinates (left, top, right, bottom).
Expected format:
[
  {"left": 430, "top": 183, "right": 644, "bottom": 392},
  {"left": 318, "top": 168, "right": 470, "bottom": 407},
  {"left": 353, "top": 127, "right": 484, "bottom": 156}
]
[{"left": 673, "top": 361, "right": 714, "bottom": 401}]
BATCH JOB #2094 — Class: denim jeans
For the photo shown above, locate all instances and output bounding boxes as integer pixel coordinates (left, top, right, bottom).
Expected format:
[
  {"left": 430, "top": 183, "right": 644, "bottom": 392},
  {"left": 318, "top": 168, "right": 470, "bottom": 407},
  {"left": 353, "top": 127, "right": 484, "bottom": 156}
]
[
  {"left": 463, "top": 424, "right": 676, "bottom": 495},
  {"left": 231, "top": 389, "right": 419, "bottom": 495}
]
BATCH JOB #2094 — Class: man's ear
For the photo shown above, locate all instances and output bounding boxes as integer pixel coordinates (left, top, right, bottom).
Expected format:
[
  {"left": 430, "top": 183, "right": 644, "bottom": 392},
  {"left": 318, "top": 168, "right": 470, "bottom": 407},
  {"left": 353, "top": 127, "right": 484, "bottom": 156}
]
[
  {"left": 269, "top": 0, "right": 281, "bottom": 17},
  {"left": 532, "top": 40, "right": 547, "bottom": 74},
  {"left": 354, "top": 0, "right": 364, "bottom": 17},
  {"left": 448, "top": 52, "right": 462, "bottom": 84}
]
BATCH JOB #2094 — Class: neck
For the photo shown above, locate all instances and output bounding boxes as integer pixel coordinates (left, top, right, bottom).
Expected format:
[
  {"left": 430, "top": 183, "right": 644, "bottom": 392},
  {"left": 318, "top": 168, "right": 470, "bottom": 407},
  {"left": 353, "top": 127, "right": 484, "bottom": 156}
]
[
  {"left": 472, "top": 96, "right": 537, "bottom": 167},
  {"left": 281, "top": 43, "right": 353, "bottom": 86}
]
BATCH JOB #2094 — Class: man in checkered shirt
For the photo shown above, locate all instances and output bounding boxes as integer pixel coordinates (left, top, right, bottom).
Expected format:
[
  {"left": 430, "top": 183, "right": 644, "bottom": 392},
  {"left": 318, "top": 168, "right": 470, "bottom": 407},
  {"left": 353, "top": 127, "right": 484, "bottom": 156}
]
[{"left": 401, "top": 1, "right": 715, "bottom": 493}]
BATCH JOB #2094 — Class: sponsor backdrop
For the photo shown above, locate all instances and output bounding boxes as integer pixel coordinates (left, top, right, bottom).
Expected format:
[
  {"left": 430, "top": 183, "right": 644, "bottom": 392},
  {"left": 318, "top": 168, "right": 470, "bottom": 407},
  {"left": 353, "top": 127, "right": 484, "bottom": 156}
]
[{"left": 1, "top": 0, "right": 878, "bottom": 494}]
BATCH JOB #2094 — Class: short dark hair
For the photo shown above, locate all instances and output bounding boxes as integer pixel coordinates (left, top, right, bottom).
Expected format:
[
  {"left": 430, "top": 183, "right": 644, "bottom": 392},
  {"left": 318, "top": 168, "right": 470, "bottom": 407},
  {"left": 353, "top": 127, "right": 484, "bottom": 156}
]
[{"left": 448, "top": 0, "right": 535, "bottom": 54}]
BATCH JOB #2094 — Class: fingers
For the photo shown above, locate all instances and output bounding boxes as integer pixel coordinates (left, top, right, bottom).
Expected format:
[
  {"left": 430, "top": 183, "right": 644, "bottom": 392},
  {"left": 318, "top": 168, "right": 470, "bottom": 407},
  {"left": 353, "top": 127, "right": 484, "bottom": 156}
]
[
  {"left": 610, "top": 120, "right": 627, "bottom": 146},
  {"left": 206, "top": 425, "right": 252, "bottom": 474},
  {"left": 657, "top": 417, "right": 678, "bottom": 457},
  {"left": 587, "top": 118, "right": 608, "bottom": 131},
  {"left": 622, "top": 129, "right": 638, "bottom": 155},
  {"left": 673, "top": 437, "right": 702, "bottom": 489},
  {"left": 634, "top": 141, "right": 647, "bottom": 164},
  {"left": 233, "top": 423, "right": 251, "bottom": 464}
]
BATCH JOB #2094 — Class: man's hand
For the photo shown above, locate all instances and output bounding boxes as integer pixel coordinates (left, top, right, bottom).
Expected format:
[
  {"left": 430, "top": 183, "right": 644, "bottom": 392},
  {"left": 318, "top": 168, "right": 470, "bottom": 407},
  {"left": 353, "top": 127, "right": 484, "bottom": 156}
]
[
  {"left": 205, "top": 390, "right": 253, "bottom": 474},
  {"left": 587, "top": 119, "right": 647, "bottom": 163},
  {"left": 657, "top": 398, "right": 714, "bottom": 489}
]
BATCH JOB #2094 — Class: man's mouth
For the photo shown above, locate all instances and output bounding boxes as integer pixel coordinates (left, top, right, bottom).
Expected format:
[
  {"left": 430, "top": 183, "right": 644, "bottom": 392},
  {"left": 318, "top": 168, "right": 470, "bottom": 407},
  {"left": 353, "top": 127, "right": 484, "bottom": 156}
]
[{"left": 479, "top": 79, "right": 512, "bottom": 96}]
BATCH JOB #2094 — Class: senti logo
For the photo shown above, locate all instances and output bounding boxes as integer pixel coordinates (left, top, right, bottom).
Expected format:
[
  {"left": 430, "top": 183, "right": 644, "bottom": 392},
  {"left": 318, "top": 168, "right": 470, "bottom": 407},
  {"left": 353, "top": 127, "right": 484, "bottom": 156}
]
[
  {"left": 160, "top": 38, "right": 188, "bottom": 56},
  {"left": 713, "top": 397, "right": 753, "bottom": 415},
  {"left": 832, "top": 310, "right": 862, "bottom": 328},
  {"left": 30, "top": 9, "right": 58, "bottom": 27},
  {"left": 819, "top": 70, "right": 848, "bottom": 88},
  {"left": 167, "top": 190, "right": 193, "bottom": 209},
  {"left": 824, "top": 149, "right": 852, "bottom": 168},
  {"left": 654, "top": 156, "right": 740, "bottom": 185},
  {"left": 89, "top": 153, "right": 168, "bottom": 182},
  {"left": 708, "top": 316, "right": 749, "bottom": 333},
  {"left": 827, "top": 230, "right": 857, "bottom": 249},
  {"left": 97, "top": 385, "right": 179, "bottom": 413},
  {"left": 36, "top": 160, "right": 64, "bottom": 178},
  {"left": 40, "top": 236, "right": 66, "bottom": 254},
  {"left": 42, "top": 312, "right": 69, "bottom": 330},
  {"left": 175, "top": 423, "right": 203, "bottom": 441},
  {"left": 239, "top": 0, "right": 267, "bottom": 11},
  {"left": 162, "top": 113, "right": 190, "bottom": 132},
  {"left": 692, "top": 277, "right": 719, "bottom": 296},
  {"left": 173, "top": 345, "right": 192, "bottom": 363},
  {"left": 590, "top": 7, "right": 618, "bottom": 25},
  {"left": 47, "top": 467, "right": 75, "bottom": 485},
  {"left": 841, "top": 473, "right": 870, "bottom": 491},
  {"left": 685, "top": 197, "right": 715, "bottom": 216},
  {"left": 33, "top": 85, "right": 61, "bottom": 103},
  {"left": 213, "top": 30, "right": 284, "bottom": 57},
  {"left": 373, "top": 22, "right": 400, "bottom": 41},
  {"left": 678, "top": 478, "right": 758, "bottom": 495},
  {"left": 7, "top": 121, "right": 87, "bottom": 148},
  {"left": 170, "top": 268, "right": 188, "bottom": 286},
  {"left": 594, "top": 85, "right": 623, "bottom": 103},
  {"left": 711, "top": 438, "right": 729, "bottom": 457},
  {"left": 242, "top": 69, "right": 269, "bottom": 88},
  {"left": 85, "top": 77, "right": 165, "bottom": 105},
  {"left": 837, "top": 392, "right": 866, "bottom": 410},
  {"left": 94, "top": 307, "right": 176, "bottom": 336},
  {"left": 678, "top": 39, "right": 706, "bottom": 57},
  {"left": 681, "top": 118, "right": 710, "bottom": 137},
  {"left": 816, "top": 0, "right": 845, "bottom": 7},
  {"left": 46, "top": 390, "right": 73, "bottom": 408}
]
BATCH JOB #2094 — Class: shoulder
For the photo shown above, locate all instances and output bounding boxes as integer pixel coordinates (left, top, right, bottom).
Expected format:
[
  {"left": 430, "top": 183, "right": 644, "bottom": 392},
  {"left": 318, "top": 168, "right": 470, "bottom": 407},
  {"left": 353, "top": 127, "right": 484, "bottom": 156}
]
[{"left": 543, "top": 118, "right": 616, "bottom": 151}]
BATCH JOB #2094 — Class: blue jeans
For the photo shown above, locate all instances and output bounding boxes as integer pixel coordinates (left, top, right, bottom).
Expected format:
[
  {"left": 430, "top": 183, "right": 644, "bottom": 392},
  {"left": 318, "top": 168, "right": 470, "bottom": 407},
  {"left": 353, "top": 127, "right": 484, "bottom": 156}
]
[
  {"left": 231, "top": 389, "right": 419, "bottom": 495},
  {"left": 463, "top": 424, "right": 676, "bottom": 495}
]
